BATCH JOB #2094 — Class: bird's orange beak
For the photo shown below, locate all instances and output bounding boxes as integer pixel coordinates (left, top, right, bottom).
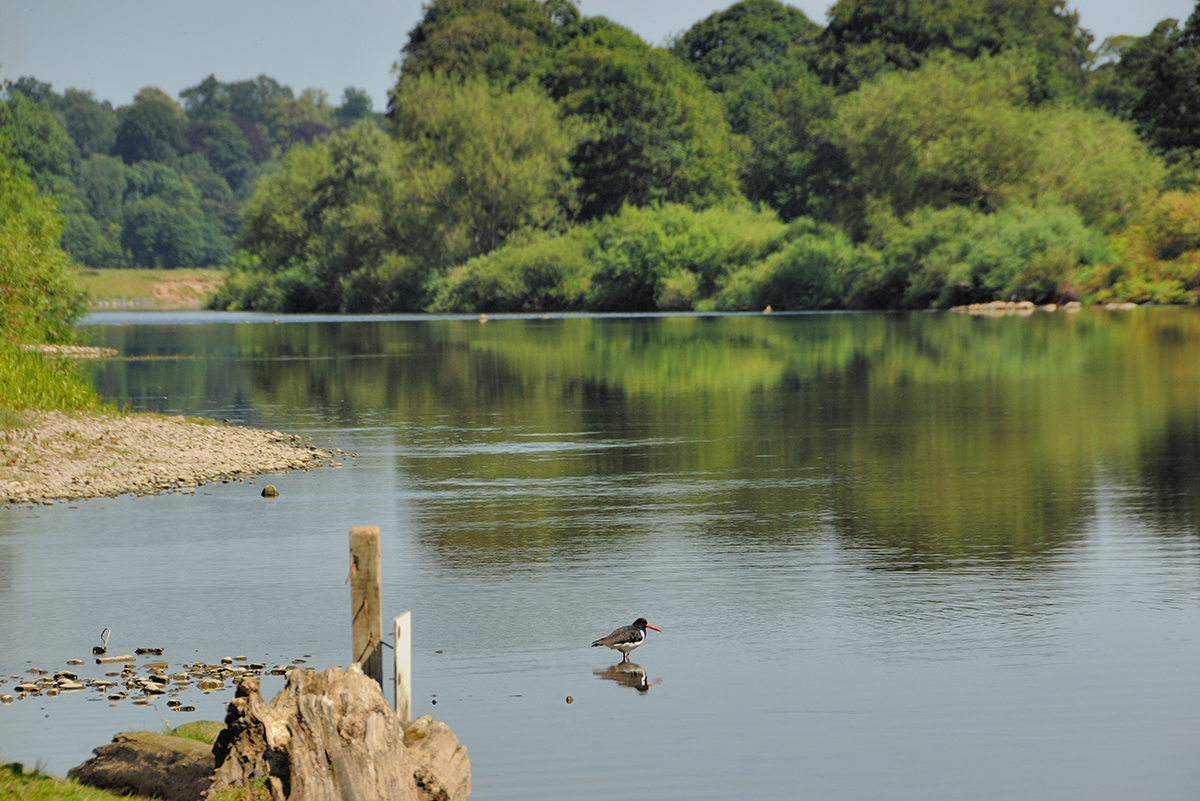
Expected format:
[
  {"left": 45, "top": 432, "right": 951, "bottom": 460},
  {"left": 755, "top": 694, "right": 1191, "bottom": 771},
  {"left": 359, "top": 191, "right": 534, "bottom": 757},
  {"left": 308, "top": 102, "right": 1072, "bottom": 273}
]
[{"left": 646, "top": 624, "right": 662, "bottom": 633}]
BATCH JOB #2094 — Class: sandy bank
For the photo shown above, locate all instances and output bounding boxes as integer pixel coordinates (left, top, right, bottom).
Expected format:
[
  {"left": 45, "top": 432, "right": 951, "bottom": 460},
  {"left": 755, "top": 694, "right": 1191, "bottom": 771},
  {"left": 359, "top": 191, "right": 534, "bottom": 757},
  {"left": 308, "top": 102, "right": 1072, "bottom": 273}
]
[{"left": 1, "top": 411, "right": 334, "bottom": 506}]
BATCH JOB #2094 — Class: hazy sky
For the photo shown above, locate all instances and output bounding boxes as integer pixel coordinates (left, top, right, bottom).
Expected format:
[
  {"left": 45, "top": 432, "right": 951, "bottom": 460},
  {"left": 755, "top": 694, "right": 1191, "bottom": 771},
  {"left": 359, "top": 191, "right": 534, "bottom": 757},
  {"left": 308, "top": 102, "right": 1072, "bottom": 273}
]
[{"left": 2, "top": 1, "right": 1195, "bottom": 110}]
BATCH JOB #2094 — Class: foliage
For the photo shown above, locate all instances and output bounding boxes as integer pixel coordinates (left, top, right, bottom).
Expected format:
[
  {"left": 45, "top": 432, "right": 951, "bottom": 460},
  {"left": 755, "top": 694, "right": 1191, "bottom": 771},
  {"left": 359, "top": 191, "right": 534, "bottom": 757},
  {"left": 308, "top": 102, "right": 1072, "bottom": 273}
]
[
  {"left": 720, "top": 57, "right": 853, "bottom": 222},
  {"left": 428, "top": 230, "right": 595, "bottom": 312},
  {"left": 186, "top": 118, "right": 255, "bottom": 193},
  {"left": 1074, "top": 191, "right": 1200, "bottom": 304},
  {"left": 390, "top": 73, "right": 584, "bottom": 264},
  {"left": 543, "top": 28, "right": 745, "bottom": 219},
  {"left": 670, "top": 0, "right": 821, "bottom": 88},
  {"left": 837, "top": 52, "right": 1162, "bottom": 228},
  {"left": 396, "top": 0, "right": 580, "bottom": 84},
  {"left": 813, "top": 0, "right": 1093, "bottom": 96},
  {"left": 0, "top": 142, "right": 87, "bottom": 344},
  {"left": 0, "top": 86, "right": 77, "bottom": 191},
  {"left": 865, "top": 202, "right": 1111, "bottom": 308},
  {"left": 1091, "top": 8, "right": 1200, "bottom": 161},
  {"left": 114, "top": 87, "right": 188, "bottom": 164},
  {"left": 713, "top": 218, "right": 879, "bottom": 310},
  {"left": 219, "top": 76, "right": 583, "bottom": 312},
  {"left": 120, "top": 161, "right": 230, "bottom": 267},
  {"left": 430, "top": 203, "right": 792, "bottom": 312}
]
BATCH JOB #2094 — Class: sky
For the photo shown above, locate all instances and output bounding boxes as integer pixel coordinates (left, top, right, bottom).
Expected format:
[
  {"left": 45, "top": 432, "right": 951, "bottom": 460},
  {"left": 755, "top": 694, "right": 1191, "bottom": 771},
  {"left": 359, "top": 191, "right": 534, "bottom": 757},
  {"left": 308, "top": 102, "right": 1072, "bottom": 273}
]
[{"left": 2, "top": 1, "right": 1196, "bottom": 111}]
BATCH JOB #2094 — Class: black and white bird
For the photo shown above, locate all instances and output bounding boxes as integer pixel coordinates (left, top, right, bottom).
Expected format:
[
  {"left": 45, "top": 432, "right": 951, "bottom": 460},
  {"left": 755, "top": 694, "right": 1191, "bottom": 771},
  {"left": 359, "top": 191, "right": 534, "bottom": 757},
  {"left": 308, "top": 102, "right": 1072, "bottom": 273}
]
[{"left": 591, "top": 617, "right": 661, "bottom": 661}]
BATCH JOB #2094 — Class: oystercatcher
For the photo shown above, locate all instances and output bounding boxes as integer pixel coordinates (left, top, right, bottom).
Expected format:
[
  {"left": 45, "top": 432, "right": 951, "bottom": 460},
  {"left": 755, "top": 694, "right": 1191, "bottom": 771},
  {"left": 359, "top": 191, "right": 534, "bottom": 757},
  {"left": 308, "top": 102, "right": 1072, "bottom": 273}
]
[{"left": 591, "top": 618, "right": 661, "bottom": 661}]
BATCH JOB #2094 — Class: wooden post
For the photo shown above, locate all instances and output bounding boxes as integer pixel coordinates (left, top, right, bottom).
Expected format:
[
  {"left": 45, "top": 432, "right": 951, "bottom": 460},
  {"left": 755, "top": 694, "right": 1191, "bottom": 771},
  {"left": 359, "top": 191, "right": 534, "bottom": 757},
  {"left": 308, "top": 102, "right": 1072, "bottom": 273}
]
[
  {"left": 349, "top": 526, "right": 383, "bottom": 687},
  {"left": 393, "top": 612, "right": 412, "bottom": 721}
]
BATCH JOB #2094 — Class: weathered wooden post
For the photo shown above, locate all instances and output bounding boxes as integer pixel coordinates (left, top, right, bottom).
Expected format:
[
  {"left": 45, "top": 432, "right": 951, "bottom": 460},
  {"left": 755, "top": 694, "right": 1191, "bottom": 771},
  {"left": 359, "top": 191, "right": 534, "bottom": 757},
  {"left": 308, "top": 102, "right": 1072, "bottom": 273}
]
[
  {"left": 394, "top": 612, "right": 412, "bottom": 721},
  {"left": 349, "top": 526, "right": 383, "bottom": 686}
]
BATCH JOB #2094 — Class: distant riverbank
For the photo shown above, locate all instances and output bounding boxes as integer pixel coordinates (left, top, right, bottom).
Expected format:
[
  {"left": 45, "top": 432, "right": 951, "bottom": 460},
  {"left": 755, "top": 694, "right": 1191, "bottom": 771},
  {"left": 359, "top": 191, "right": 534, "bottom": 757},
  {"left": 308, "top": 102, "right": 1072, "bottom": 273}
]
[
  {"left": 77, "top": 268, "right": 225, "bottom": 311},
  {"left": 1, "top": 411, "right": 333, "bottom": 506}
]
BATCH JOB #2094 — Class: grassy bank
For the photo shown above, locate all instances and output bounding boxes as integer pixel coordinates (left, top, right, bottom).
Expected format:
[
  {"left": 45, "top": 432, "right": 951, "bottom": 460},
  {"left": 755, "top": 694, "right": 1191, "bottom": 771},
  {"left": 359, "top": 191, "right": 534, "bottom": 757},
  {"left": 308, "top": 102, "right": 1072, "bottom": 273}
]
[
  {"left": 77, "top": 268, "right": 226, "bottom": 311},
  {"left": 0, "top": 762, "right": 146, "bottom": 801}
]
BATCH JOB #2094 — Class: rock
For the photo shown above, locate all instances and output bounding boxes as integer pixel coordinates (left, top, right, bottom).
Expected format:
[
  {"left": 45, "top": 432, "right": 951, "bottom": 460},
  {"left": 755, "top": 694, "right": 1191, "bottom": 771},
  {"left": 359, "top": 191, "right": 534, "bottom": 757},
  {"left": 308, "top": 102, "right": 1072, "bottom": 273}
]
[
  {"left": 261, "top": 485, "right": 278, "bottom": 498},
  {"left": 208, "top": 665, "right": 469, "bottom": 801},
  {"left": 67, "top": 731, "right": 215, "bottom": 801}
]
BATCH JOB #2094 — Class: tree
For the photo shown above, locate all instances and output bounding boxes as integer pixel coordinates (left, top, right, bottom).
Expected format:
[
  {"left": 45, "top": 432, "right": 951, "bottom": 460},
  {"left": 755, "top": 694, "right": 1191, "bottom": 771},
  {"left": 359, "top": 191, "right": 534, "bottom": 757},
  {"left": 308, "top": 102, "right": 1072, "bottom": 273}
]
[
  {"left": 54, "top": 88, "right": 119, "bottom": 157},
  {"left": 0, "top": 141, "right": 87, "bottom": 344},
  {"left": 335, "top": 88, "right": 374, "bottom": 123},
  {"left": 722, "top": 58, "right": 854, "bottom": 222},
  {"left": 76, "top": 154, "right": 127, "bottom": 223},
  {"left": 0, "top": 86, "right": 76, "bottom": 192},
  {"left": 187, "top": 118, "right": 254, "bottom": 192},
  {"left": 671, "top": 0, "right": 821, "bottom": 89},
  {"left": 813, "top": 0, "right": 1093, "bottom": 96},
  {"left": 221, "top": 73, "right": 586, "bottom": 312},
  {"left": 1093, "top": 7, "right": 1200, "bottom": 158},
  {"left": 391, "top": 73, "right": 585, "bottom": 263},
  {"left": 543, "top": 24, "right": 745, "bottom": 219},
  {"left": 114, "top": 87, "right": 187, "bottom": 164},
  {"left": 836, "top": 52, "right": 1162, "bottom": 228},
  {"left": 120, "top": 160, "right": 228, "bottom": 266},
  {"left": 396, "top": 0, "right": 580, "bottom": 84}
]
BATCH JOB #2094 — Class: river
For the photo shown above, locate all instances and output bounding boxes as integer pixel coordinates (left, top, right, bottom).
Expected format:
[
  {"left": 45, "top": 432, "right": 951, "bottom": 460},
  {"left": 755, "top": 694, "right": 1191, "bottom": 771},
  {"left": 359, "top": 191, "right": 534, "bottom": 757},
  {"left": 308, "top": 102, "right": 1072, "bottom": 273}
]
[{"left": 1, "top": 309, "right": 1198, "bottom": 799}]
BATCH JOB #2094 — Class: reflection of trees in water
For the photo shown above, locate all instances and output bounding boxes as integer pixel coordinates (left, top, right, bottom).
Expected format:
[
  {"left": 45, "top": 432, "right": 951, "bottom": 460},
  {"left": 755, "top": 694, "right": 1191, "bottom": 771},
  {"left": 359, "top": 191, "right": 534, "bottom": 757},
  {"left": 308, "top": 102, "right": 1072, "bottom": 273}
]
[
  {"left": 1137, "top": 417, "right": 1200, "bottom": 537},
  {"left": 87, "top": 309, "right": 1200, "bottom": 563}
]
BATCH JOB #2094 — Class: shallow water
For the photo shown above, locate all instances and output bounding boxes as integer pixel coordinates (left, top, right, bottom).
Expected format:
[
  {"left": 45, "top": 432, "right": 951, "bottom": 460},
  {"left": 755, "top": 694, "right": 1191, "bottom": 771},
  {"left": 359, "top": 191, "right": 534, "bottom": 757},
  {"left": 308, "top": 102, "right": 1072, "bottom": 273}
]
[{"left": 1, "top": 309, "right": 1198, "bottom": 799}]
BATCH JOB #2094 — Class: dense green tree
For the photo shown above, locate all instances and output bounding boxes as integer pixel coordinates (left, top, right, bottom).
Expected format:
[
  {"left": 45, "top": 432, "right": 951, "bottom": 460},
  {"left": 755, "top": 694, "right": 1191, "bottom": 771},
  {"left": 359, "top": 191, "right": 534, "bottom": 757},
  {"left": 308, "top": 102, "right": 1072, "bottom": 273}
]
[
  {"left": 53, "top": 88, "right": 118, "bottom": 158},
  {"left": 220, "top": 73, "right": 585, "bottom": 312},
  {"left": 722, "top": 58, "right": 854, "bottom": 222},
  {"left": 61, "top": 213, "right": 126, "bottom": 267},
  {"left": 671, "top": 0, "right": 821, "bottom": 88},
  {"left": 391, "top": 74, "right": 584, "bottom": 264},
  {"left": 76, "top": 154, "right": 127, "bottom": 224},
  {"left": 120, "top": 160, "right": 228, "bottom": 266},
  {"left": 543, "top": 24, "right": 745, "bottom": 219},
  {"left": 180, "top": 74, "right": 293, "bottom": 125},
  {"left": 177, "top": 153, "right": 241, "bottom": 236},
  {"left": 837, "top": 52, "right": 1162, "bottom": 228},
  {"left": 397, "top": 0, "right": 579, "bottom": 84},
  {"left": 114, "top": 87, "right": 187, "bottom": 164},
  {"left": 863, "top": 202, "right": 1110, "bottom": 308},
  {"left": 335, "top": 87, "right": 374, "bottom": 123},
  {"left": 187, "top": 118, "right": 255, "bottom": 192},
  {"left": 1092, "top": 5, "right": 1200, "bottom": 163},
  {"left": 0, "top": 86, "right": 76, "bottom": 192},
  {"left": 814, "top": 0, "right": 1093, "bottom": 96},
  {"left": 0, "top": 140, "right": 86, "bottom": 344}
]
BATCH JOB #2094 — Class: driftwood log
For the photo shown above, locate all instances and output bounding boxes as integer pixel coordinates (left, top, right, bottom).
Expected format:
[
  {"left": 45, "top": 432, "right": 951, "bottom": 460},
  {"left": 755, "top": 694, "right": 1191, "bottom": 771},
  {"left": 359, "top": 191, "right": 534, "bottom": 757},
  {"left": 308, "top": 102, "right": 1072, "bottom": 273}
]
[{"left": 208, "top": 664, "right": 469, "bottom": 801}]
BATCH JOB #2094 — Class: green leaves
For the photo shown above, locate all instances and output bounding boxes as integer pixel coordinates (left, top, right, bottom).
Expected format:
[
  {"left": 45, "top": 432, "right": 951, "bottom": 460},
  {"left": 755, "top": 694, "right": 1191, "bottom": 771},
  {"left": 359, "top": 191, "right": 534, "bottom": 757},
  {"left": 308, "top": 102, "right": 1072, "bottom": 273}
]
[{"left": 0, "top": 143, "right": 87, "bottom": 345}]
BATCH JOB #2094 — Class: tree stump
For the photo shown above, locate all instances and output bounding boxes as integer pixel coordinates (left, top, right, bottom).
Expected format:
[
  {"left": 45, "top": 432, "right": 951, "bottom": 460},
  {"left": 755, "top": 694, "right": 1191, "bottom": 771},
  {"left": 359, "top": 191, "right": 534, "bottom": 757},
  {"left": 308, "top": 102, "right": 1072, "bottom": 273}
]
[{"left": 208, "top": 665, "right": 469, "bottom": 801}]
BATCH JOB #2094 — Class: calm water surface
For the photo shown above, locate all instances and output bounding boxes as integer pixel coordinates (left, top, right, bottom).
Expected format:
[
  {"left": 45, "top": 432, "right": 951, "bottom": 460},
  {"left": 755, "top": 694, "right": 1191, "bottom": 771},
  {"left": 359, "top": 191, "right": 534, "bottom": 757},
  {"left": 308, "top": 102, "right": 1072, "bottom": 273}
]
[{"left": 1, "top": 310, "right": 1198, "bottom": 800}]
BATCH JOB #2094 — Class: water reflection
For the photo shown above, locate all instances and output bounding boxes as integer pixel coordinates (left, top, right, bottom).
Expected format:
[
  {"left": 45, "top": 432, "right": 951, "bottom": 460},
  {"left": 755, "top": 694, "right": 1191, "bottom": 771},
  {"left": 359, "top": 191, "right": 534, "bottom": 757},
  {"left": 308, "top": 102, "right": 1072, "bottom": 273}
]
[
  {"left": 594, "top": 662, "right": 659, "bottom": 693},
  {"left": 86, "top": 308, "right": 1200, "bottom": 573}
]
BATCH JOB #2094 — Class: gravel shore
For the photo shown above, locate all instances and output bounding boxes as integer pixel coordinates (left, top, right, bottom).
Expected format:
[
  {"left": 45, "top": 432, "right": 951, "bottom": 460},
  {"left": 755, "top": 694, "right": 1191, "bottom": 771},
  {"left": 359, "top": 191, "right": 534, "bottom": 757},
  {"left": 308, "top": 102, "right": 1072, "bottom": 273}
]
[{"left": 1, "top": 411, "right": 334, "bottom": 506}]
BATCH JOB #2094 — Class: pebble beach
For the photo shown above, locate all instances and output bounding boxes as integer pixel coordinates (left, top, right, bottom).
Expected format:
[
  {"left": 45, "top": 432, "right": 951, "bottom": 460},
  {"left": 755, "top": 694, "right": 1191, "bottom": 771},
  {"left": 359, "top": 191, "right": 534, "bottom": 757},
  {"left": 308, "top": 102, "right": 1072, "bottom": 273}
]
[{"left": 1, "top": 411, "right": 335, "bottom": 506}]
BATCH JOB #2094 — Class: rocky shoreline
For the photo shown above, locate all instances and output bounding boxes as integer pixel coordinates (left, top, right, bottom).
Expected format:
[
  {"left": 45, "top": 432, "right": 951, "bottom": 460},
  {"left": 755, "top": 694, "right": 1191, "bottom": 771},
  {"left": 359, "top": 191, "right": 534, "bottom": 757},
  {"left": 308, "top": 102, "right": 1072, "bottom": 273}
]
[{"left": 1, "top": 411, "right": 335, "bottom": 506}]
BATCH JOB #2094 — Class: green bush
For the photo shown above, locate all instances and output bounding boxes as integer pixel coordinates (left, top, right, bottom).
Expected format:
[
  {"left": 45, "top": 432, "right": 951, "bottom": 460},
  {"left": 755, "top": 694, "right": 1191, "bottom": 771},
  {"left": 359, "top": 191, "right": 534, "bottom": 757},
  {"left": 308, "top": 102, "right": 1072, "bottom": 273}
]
[
  {"left": 713, "top": 218, "right": 879, "bottom": 310},
  {"left": 429, "top": 232, "right": 594, "bottom": 313},
  {"left": 870, "top": 202, "right": 1110, "bottom": 308}
]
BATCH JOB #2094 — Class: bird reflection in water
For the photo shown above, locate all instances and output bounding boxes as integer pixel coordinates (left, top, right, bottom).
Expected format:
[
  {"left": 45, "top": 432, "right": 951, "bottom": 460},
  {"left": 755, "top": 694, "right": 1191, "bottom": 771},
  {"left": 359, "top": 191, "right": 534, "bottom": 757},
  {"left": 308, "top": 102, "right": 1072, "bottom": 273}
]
[{"left": 594, "top": 661, "right": 662, "bottom": 693}]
